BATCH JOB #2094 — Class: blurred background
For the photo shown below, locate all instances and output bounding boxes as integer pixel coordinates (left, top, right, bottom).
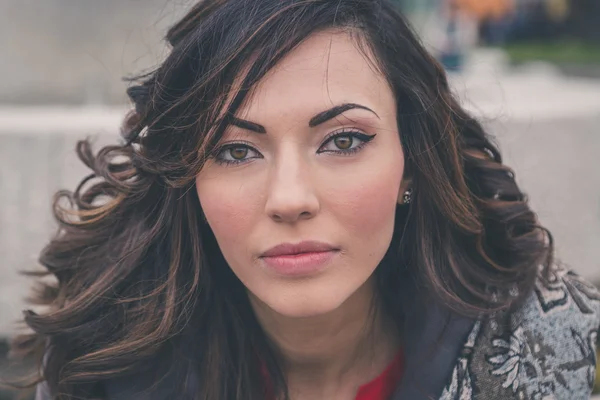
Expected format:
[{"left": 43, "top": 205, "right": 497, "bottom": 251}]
[{"left": 0, "top": 0, "right": 599, "bottom": 397}]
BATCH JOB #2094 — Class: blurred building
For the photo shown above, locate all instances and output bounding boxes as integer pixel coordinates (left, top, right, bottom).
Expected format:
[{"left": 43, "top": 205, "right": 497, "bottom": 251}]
[{"left": 0, "top": 0, "right": 192, "bottom": 106}]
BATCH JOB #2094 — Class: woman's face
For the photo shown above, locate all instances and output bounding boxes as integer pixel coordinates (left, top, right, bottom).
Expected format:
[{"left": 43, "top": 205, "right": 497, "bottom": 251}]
[{"left": 196, "top": 30, "right": 407, "bottom": 318}]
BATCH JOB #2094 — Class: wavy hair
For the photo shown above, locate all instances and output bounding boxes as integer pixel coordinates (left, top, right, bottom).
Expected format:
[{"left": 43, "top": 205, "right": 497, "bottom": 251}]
[{"left": 13, "top": 0, "right": 552, "bottom": 399}]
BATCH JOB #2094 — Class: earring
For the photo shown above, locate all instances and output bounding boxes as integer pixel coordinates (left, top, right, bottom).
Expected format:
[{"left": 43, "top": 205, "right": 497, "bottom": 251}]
[{"left": 402, "top": 188, "right": 413, "bottom": 205}]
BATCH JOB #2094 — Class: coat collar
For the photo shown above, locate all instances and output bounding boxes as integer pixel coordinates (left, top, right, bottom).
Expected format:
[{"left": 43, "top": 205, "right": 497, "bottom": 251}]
[{"left": 391, "top": 292, "right": 476, "bottom": 400}]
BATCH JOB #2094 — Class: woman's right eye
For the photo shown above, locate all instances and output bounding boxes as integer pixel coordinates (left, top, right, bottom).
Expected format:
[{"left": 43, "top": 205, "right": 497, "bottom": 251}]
[{"left": 215, "top": 144, "right": 262, "bottom": 165}]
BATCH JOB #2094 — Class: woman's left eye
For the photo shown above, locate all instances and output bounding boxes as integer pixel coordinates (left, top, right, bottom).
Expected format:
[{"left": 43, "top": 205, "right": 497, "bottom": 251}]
[{"left": 318, "top": 131, "right": 376, "bottom": 154}]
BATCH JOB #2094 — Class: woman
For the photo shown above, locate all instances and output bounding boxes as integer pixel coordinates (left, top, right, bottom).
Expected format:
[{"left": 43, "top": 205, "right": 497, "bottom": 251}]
[{"left": 16, "top": 0, "right": 599, "bottom": 399}]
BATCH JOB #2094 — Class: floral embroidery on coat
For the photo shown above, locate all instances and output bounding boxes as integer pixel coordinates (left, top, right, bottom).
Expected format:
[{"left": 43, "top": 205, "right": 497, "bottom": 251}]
[{"left": 439, "top": 265, "right": 600, "bottom": 400}]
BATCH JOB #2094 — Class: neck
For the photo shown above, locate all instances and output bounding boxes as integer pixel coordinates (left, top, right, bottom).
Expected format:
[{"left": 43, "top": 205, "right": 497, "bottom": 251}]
[{"left": 250, "top": 278, "right": 401, "bottom": 395}]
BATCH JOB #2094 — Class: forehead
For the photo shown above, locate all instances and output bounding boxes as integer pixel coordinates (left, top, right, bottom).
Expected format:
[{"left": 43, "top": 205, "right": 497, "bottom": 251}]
[{"left": 237, "top": 30, "right": 393, "bottom": 120}]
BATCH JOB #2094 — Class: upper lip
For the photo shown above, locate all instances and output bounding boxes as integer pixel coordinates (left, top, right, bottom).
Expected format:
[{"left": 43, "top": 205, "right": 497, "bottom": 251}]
[{"left": 260, "top": 241, "right": 338, "bottom": 257}]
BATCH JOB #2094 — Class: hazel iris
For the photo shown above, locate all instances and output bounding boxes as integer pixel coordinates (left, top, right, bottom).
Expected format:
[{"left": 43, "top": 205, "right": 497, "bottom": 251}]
[
  {"left": 229, "top": 147, "right": 248, "bottom": 160},
  {"left": 334, "top": 136, "right": 353, "bottom": 150}
]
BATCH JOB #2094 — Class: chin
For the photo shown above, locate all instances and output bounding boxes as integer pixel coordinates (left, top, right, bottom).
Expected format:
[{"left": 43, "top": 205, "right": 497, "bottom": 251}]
[
  {"left": 253, "top": 283, "right": 355, "bottom": 319},
  {"left": 268, "top": 300, "right": 342, "bottom": 319}
]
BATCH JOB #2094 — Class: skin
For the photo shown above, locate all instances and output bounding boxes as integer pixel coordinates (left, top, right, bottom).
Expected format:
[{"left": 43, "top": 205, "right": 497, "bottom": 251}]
[{"left": 196, "top": 30, "right": 410, "bottom": 399}]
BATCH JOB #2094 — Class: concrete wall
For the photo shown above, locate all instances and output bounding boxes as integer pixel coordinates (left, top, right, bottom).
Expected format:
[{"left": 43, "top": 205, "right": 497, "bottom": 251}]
[
  {"left": 0, "top": 0, "right": 194, "bottom": 336},
  {"left": 0, "top": 113, "right": 120, "bottom": 337},
  {"left": 0, "top": 0, "right": 193, "bottom": 105}
]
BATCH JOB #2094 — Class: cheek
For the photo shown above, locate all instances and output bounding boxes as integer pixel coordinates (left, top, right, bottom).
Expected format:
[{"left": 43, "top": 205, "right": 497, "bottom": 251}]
[
  {"left": 325, "top": 160, "right": 404, "bottom": 242},
  {"left": 195, "top": 176, "right": 263, "bottom": 252},
  {"left": 334, "top": 179, "right": 398, "bottom": 241}
]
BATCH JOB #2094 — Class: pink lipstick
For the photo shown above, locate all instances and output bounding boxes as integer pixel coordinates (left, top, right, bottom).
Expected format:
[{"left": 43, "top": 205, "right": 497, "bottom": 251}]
[{"left": 260, "top": 241, "right": 338, "bottom": 276}]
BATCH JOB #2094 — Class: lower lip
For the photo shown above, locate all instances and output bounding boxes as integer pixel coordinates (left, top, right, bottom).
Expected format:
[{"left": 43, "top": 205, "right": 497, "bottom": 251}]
[{"left": 260, "top": 251, "right": 337, "bottom": 277}]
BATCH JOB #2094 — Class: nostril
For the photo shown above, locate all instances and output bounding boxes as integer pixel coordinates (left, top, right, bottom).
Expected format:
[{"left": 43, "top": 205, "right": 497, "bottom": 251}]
[
  {"left": 299, "top": 211, "right": 312, "bottom": 219},
  {"left": 268, "top": 210, "right": 314, "bottom": 223},
  {"left": 271, "top": 213, "right": 283, "bottom": 222}
]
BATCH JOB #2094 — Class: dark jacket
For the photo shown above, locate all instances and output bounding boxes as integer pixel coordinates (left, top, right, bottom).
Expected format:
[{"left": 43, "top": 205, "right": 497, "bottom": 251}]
[{"left": 36, "top": 265, "right": 600, "bottom": 399}]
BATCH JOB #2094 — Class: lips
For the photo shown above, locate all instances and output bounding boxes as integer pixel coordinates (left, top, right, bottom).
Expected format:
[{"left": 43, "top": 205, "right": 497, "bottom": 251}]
[
  {"left": 260, "top": 241, "right": 338, "bottom": 258},
  {"left": 259, "top": 241, "right": 339, "bottom": 276}
]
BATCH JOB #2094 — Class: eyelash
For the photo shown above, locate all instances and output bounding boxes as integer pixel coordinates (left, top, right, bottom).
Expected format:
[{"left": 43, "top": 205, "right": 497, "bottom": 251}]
[
  {"left": 212, "top": 140, "right": 261, "bottom": 166},
  {"left": 212, "top": 130, "right": 376, "bottom": 166},
  {"left": 318, "top": 130, "right": 376, "bottom": 155}
]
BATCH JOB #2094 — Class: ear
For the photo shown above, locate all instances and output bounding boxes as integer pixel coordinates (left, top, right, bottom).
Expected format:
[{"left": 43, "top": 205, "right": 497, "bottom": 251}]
[{"left": 397, "top": 178, "right": 413, "bottom": 205}]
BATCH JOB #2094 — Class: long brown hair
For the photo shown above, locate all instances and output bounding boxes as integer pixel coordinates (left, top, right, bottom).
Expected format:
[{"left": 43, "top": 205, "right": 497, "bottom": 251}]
[{"left": 13, "top": 0, "right": 552, "bottom": 399}]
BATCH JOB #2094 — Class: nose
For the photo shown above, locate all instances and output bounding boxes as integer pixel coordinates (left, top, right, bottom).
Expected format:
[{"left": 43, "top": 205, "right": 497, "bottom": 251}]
[{"left": 264, "top": 154, "right": 320, "bottom": 223}]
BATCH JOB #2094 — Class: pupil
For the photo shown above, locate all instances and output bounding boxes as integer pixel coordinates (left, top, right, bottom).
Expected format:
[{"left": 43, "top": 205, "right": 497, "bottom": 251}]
[
  {"left": 335, "top": 136, "right": 352, "bottom": 150},
  {"left": 230, "top": 147, "right": 248, "bottom": 159}
]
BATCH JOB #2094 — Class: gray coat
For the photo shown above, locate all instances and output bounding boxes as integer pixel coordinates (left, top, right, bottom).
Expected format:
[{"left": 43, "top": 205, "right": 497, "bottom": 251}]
[{"left": 36, "top": 265, "right": 600, "bottom": 399}]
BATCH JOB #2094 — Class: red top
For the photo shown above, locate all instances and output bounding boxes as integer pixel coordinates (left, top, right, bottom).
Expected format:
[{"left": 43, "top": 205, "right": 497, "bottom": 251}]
[
  {"left": 355, "top": 349, "right": 404, "bottom": 400},
  {"left": 263, "top": 349, "right": 404, "bottom": 400}
]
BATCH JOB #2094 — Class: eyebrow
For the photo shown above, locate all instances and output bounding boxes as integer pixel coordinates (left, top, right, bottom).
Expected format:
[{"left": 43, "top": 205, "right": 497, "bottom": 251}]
[
  {"left": 227, "top": 116, "right": 267, "bottom": 134},
  {"left": 308, "top": 103, "right": 379, "bottom": 127},
  {"left": 226, "top": 103, "right": 379, "bottom": 134}
]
